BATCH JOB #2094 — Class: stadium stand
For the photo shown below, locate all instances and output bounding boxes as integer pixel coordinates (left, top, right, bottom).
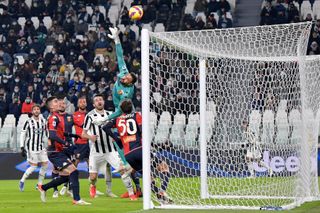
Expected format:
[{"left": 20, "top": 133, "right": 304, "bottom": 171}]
[{"left": 0, "top": 0, "right": 319, "bottom": 149}]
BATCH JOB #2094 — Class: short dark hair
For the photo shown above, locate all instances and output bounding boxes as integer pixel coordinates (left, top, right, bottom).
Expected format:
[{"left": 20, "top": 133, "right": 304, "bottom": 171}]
[
  {"left": 92, "top": 93, "right": 104, "bottom": 102},
  {"left": 120, "top": 99, "right": 133, "bottom": 114},
  {"left": 32, "top": 104, "right": 41, "bottom": 110},
  {"left": 130, "top": 73, "right": 137, "bottom": 84},
  {"left": 46, "top": 96, "right": 57, "bottom": 109}
]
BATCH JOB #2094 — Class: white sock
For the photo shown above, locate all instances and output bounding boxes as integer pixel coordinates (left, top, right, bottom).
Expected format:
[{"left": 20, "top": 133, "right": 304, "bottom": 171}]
[
  {"left": 21, "top": 166, "right": 37, "bottom": 182},
  {"left": 105, "top": 164, "right": 112, "bottom": 193},
  {"left": 121, "top": 173, "right": 134, "bottom": 196},
  {"left": 248, "top": 162, "right": 254, "bottom": 177},
  {"left": 38, "top": 164, "right": 48, "bottom": 184}
]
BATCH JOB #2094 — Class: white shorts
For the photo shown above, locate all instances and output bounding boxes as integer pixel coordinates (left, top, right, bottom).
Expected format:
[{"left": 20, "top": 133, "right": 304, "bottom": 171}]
[
  {"left": 89, "top": 151, "right": 122, "bottom": 173},
  {"left": 27, "top": 149, "right": 49, "bottom": 164}
]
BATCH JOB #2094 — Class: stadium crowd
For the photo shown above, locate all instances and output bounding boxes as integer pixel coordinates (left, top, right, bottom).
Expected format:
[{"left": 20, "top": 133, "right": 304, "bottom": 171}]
[
  {"left": 0, "top": 0, "right": 234, "bottom": 125},
  {"left": 260, "top": 0, "right": 320, "bottom": 55}
]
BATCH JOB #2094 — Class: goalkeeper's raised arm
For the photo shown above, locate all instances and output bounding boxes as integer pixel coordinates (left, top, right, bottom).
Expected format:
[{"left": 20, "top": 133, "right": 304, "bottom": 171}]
[{"left": 94, "top": 27, "right": 137, "bottom": 125}]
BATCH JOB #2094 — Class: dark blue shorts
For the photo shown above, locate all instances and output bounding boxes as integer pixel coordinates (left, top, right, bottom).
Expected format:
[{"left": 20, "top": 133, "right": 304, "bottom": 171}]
[
  {"left": 125, "top": 147, "right": 142, "bottom": 172},
  {"left": 74, "top": 143, "right": 89, "bottom": 160},
  {"left": 48, "top": 152, "right": 72, "bottom": 171}
]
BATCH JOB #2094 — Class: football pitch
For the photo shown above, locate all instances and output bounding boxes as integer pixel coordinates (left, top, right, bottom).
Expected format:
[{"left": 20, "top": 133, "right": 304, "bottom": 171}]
[{"left": 0, "top": 179, "right": 319, "bottom": 213}]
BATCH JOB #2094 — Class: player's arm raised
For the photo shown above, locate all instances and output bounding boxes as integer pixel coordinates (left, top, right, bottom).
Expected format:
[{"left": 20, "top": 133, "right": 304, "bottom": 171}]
[
  {"left": 108, "top": 27, "right": 129, "bottom": 79},
  {"left": 81, "top": 115, "right": 97, "bottom": 142}
]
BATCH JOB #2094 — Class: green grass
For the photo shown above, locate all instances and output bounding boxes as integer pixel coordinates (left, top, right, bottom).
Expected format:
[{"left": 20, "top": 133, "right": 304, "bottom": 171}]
[{"left": 0, "top": 178, "right": 319, "bottom": 213}]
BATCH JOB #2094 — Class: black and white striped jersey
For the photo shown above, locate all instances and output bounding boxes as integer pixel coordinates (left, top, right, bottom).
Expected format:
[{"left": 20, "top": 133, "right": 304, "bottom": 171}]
[
  {"left": 83, "top": 109, "right": 116, "bottom": 154},
  {"left": 20, "top": 116, "right": 47, "bottom": 152}
]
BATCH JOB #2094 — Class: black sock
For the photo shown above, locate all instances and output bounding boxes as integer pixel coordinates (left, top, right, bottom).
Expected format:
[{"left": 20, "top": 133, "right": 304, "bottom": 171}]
[
  {"left": 42, "top": 176, "right": 69, "bottom": 191},
  {"left": 131, "top": 172, "right": 141, "bottom": 191},
  {"left": 160, "top": 172, "right": 170, "bottom": 191},
  {"left": 151, "top": 180, "right": 159, "bottom": 194},
  {"left": 69, "top": 170, "right": 80, "bottom": 201},
  {"left": 51, "top": 172, "right": 59, "bottom": 191}
]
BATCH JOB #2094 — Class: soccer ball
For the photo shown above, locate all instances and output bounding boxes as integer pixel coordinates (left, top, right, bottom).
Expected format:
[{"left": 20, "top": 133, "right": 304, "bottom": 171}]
[{"left": 128, "top": 5, "right": 143, "bottom": 21}]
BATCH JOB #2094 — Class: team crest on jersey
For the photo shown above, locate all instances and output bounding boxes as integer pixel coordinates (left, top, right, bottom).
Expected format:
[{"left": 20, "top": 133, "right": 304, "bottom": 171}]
[{"left": 118, "top": 90, "right": 123, "bottom": 95}]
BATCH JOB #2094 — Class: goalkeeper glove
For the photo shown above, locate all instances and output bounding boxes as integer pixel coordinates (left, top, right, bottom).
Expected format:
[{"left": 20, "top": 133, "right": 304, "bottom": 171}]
[
  {"left": 21, "top": 147, "right": 27, "bottom": 158},
  {"left": 107, "top": 27, "right": 120, "bottom": 44}
]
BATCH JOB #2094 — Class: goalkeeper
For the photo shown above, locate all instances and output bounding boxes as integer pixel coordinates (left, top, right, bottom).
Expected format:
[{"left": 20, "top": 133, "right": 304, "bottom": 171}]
[{"left": 93, "top": 27, "right": 140, "bottom": 196}]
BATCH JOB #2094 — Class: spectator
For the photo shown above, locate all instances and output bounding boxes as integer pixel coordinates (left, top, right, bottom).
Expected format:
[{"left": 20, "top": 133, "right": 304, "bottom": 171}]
[
  {"left": 219, "top": 0, "right": 231, "bottom": 13},
  {"left": 260, "top": 1, "right": 275, "bottom": 25},
  {"left": 206, "top": 13, "right": 217, "bottom": 29},
  {"left": 21, "top": 96, "right": 34, "bottom": 114},
  {"left": 0, "top": 91, "right": 8, "bottom": 124},
  {"left": 68, "top": 73, "right": 84, "bottom": 92},
  {"left": 287, "top": 2, "right": 299, "bottom": 23},
  {"left": 0, "top": 48, "right": 12, "bottom": 65},
  {"left": 193, "top": 0, "right": 207, "bottom": 18},
  {"left": 92, "top": 6, "right": 105, "bottom": 25},
  {"left": 218, "top": 13, "right": 233, "bottom": 28},
  {"left": 8, "top": 96, "right": 21, "bottom": 125},
  {"left": 207, "top": 0, "right": 220, "bottom": 15}
]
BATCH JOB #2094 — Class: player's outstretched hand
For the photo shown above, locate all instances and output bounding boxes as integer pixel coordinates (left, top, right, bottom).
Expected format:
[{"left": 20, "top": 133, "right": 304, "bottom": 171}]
[
  {"left": 21, "top": 147, "right": 27, "bottom": 158},
  {"left": 108, "top": 27, "right": 120, "bottom": 43}
]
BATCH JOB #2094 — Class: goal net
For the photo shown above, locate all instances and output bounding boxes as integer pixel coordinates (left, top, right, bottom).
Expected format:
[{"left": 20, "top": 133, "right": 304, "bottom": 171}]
[{"left": 141, "top": 22, "right": 320, "bottom": 210}]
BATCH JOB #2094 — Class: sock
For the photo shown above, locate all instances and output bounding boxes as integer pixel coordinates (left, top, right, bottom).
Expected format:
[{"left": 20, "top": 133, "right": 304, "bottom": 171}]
[
  {"left": 38, "top": 164, "right": 48, "bottom": 184},
  {"left": 21, "top": 165, "right": 37, "bottom": 182},
  {"left": 105, "top": 164, "right": 112, "bottom": 193},
  {"left": 42, "top": 176, "right": 69, "bottom": 191},
  {"left": 121, "top": 173, "right": 134, "bottom": 196},
  {"left": 151, "top": 180, "right": 159, "bottom": 194},
  {"left": 160, "top": 172, "right": 170, "bottom": 192},
  {"left": 51, "top": 172, "right": 59, "bottom": 191},
  {"left": 69, "top": 170, "right": 80, "bottom": 201},
  {"left": 131, "top": 172, "right": 141, "bottom": 191},
  {"left": 248, "top": 162, "right": 254, "bottom": 176},
  {"left": 90, "top": 177, "right": 97, "bottom": 186}
]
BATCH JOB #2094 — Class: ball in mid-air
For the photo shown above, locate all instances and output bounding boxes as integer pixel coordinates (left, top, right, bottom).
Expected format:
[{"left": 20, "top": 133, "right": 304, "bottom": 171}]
[{"left": 129, "top": 5, "right": 143, "bottom": 21}]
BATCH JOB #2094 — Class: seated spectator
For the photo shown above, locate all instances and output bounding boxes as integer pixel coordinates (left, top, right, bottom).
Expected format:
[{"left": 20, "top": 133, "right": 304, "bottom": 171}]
[
  {"left": 0, "top": 48, "right": 12, "bottom": 65},
  {"left": 287, "top": 2, "right": 299, "bottom": 23},
  {"left": 94, "top": 36, "right": 109, "bottom": 50},
  {"left": 207, "top": 0, "right": 220, "bottom": 15},
  {"left": 21, "top": 96, "right": 34, "bottom": 114},
  {"left": 68, "top": 73, "right": 84, "bottom": 92},
  {"left": 305, "top": 13, "right": 313, "bottom": 22},
  {"left": 9, "top": 96, "right": 21, "bottom": 125},
  {"left": 195, "top": 16, "right": 205, "bottom": 30},
  {"left": 219, "top": 0, "right": 231, "bottom": 13},
  {"left": 205, "top": 13, "right": 217, "bottom": 29},
  {"left": 218, "top": 13, "right": 232, "bottom": 28},
  {"left": 308, "top": 41, "right": 320, "bottom": 55},
  {"left": 260, "top": 1, "right": 275, "bottom": 25},
  {"left": 193, "top": 0, "right": 207, "bottom": 18}
]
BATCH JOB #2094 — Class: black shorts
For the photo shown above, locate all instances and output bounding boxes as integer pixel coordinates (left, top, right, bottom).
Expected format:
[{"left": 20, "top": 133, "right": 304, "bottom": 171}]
[
  {"left": 74, "top": 143, "right": 89, "bottom": 160},
  {"left": 48, "top": 152, "right": 72, "bottom": 171},
  {"left": 125, "top": 147, "right": 142, "bottom": 172}
]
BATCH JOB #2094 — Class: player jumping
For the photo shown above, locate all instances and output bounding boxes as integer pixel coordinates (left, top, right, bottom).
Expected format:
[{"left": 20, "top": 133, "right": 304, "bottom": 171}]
[
  {"left": 103, "top": 99, "right": 172, "bottom": 204},
  {"left": 19, "top": 104, "right": 48, "bottom": 192},
  {"left": 37, "top": 96, "right": 90, "bottom": 205},
  {"left": 81, "top": 94, "right": 136, "bottom": 200}
]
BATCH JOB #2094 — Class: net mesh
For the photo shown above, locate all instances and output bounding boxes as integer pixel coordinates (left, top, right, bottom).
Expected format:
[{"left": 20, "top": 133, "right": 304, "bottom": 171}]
[{"left": 146, "top": 22, "right": 320, "bottom": 209}]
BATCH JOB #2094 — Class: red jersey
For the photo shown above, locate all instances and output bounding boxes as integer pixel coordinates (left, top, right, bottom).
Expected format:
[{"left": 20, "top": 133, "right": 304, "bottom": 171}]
[
  {"left": 47, "top": 112, "right": 66, "bottom": 152},
  {"left": 115, "top": 112, "right": 142, "bottom": 155},
  {"left": 73, "top": 110, "right": 88, "bottom": 144}
]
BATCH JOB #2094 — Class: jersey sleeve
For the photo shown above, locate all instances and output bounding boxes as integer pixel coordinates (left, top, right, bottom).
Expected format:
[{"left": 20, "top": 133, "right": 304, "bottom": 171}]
[
  {"left": 83, "top": 114, "right": 92, "bottom": 131},
  {"left": 48, "top": 115, "right": 59, "bottom": 131},
  {"left": 116, "top": 43, "right": 129, "bottom": 80},
  {"left": 20, "top": 120, "right": 29, "bottom": 148}
]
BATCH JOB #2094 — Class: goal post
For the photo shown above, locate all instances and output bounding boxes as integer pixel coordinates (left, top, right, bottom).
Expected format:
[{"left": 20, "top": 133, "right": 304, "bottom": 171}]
[{"left": 141, "top": 23, "right": 320, "bottom": 210}]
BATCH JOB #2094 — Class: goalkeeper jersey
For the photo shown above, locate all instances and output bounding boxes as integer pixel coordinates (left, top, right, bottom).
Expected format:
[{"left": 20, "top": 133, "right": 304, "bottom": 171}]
[{"left": 110, "top": 43, "right": 135, "bottom": 120}]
